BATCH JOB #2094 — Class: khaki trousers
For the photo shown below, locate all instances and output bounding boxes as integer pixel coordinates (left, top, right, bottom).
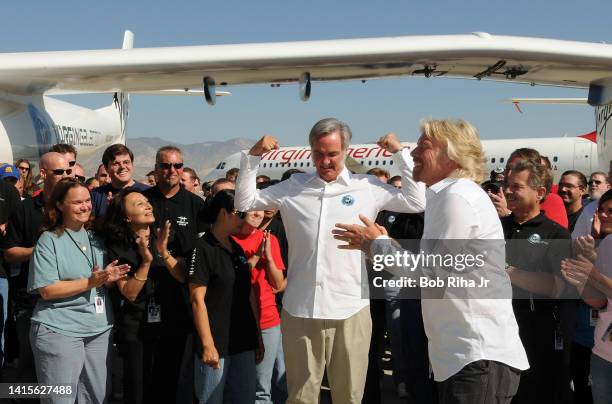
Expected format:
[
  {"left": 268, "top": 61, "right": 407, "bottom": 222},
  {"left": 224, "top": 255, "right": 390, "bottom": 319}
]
[{"left": 281, "top": 306, "right": 372, "bottom": 404}]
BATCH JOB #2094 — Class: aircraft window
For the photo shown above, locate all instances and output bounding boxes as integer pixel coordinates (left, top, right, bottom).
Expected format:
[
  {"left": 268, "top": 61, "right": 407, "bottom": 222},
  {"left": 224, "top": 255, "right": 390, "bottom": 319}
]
[
  {"left": 382, "top": 160, "right": 386, "bottom": 166},
  {"left": 307, "top": 162, "right": 311, "bottom": 167},
  {"left": 360, "top": 161, "right": 364, "bottom": 165},
  {"left": 553, "top": 156, "right": 558, "bottom": 162},
  {"left": 300, "top": 162, "right": 304, "bottom": 167},
  {"left": 500, "top": 157, "right": 505, "bottom": 163},
  {"left": 275, "top": 163, "right": 279, "bottom": 167},
  {"left": 390, "top": 161, "right": 393, "bottom": 165},
  {"left": 294, "top": 162, "right": 298, "bottom": 167},
  {"left": 368, "top": 161, "right": 372, "bottom": 166},
  {"left": 263, "top": 163, "right": 267, "bottom": 168},
  {"left": 491, "top": 158, "right": 496, "bottom": 163}
]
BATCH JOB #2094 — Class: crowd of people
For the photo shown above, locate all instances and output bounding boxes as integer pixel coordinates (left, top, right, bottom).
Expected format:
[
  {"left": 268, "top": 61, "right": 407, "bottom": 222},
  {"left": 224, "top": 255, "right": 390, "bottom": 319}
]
[{"left": 0, "top": 117, "right": 610, "bottom": 404}]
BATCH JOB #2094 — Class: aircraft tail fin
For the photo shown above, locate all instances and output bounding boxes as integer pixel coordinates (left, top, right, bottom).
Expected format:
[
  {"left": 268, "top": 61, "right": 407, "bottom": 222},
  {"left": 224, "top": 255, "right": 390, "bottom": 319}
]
[{"left": 112, "top": 30, "right": 133, "bottom": 144}]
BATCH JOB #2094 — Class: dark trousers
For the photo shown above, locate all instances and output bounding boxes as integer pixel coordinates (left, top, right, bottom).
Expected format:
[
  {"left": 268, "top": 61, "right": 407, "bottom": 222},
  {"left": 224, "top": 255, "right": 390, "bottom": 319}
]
[
  {"left": 362, "top": 299, "right": 385, "bottom": 404},
  {"left": 438, "top": 360, "right": 520, "bottom": 404},
  {"left": 15, "top": 308, "right": 36, "bottom": 382},
  {"left": 401, "top": 299, "right": 436, "bottom": 404},
  {"left": 570, "top": 342, "right": 593, "bottom": 404}
]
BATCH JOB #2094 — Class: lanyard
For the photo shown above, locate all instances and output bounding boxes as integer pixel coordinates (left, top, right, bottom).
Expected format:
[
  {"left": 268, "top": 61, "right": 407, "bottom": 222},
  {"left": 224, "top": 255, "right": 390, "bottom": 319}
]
[{"left": 65, "top": 229, "right": 96, "bottom": 269}]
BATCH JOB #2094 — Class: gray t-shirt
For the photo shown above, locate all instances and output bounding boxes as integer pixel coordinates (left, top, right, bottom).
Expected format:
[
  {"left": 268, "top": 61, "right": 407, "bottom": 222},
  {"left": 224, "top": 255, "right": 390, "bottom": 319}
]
[{"left": 27, "top": 228, "right": 113, "bottom": 337}]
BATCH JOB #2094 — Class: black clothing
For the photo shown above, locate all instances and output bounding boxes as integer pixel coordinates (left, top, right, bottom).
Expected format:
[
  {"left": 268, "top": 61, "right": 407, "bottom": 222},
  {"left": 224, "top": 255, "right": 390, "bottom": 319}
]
[
  {"left": 0, "top": 180, "right": 21, "bottom": 277},
  {"left": 143, "top": 186, "right": 207, "bottom": 258},
  {"left": 438, "top": 360, "right": 521, "bottom": 404},
  {"left": 106, "top": 231, "right": 191, "bottom": 404},
  {"left": 502, "top": 212, "right": 574, "bottom": 404},
  {"left": 188, "top": 231, "right": 258, "bottom": 358},
  {"left": 2, "top": 192, "right": 44, "bottom": 310},
  {"left": 91, "top": 181, "right": 149, "bottom": 218},
  {"left": 567, "top": 206, "right": 584, "bottom": 234}
]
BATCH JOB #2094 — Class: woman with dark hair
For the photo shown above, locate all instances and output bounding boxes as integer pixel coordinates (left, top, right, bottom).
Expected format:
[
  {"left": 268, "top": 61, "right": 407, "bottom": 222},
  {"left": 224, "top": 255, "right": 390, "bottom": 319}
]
[
  {"left": 101, "top": 189, "right": 188, "bottom": 404},
  {"left": 562, "top": 189, "right": 612, "bottom": 404},
  {"left": 189, "top": 189, "right": 261, "bottom": 404},
  {"left": 27, "top": 178, "right": 129, "bottom": 403},
  {"left": 15, "top": 158, "right": 37, "bottom": 196}
]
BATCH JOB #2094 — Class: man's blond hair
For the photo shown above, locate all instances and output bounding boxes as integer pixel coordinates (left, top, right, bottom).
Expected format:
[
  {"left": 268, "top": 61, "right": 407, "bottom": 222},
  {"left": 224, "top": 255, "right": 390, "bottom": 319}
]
[{"left": 420, "top": 119, "right": 487, "bottom": 183}]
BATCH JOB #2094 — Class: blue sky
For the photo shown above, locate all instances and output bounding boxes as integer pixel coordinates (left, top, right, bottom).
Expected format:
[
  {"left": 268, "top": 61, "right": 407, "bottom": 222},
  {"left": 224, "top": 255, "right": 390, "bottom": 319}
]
[{"left": 1, "top": 0, "right": 610, "bottom": 145}]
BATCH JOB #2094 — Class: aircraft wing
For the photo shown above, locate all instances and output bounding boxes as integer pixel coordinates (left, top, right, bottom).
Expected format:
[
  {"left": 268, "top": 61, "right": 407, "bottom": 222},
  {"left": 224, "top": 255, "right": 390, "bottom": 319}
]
[{"left": 2, "top": 32, "right": 612, "bottom": 96}]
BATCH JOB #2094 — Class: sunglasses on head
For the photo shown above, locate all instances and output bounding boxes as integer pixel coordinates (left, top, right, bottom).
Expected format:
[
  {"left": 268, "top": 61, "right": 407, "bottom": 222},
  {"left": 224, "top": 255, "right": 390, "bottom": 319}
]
[
  {"left": 158, "top": 162, "right": 184, "bottom": 170},
  {"left": 230, "top": 209, "right": 247, "bottom": 219},
  {"left": 50, "top": 168, "right": 73, "bottom": 176}
]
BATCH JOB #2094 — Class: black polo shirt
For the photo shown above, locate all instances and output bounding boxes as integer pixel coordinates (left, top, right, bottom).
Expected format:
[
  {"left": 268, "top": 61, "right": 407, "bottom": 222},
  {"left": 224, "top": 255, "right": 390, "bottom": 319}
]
[
  {"left": 2, "top": 191, "right": 45, "bottom": 309},
  {"left": 188, "top": 232, "right": 258, "bottom": 358},
  {"left": 106, "top": 230, "right": 192, "bottom": 340},
  {"left": 502, "top": 212, "right": 571, "bottom": 312},
  {"left": 143, "top": 186, "right": 207, "bottom": 258},
  {"left": 567, "top": 206, "right": 584, "bottom": 233}
]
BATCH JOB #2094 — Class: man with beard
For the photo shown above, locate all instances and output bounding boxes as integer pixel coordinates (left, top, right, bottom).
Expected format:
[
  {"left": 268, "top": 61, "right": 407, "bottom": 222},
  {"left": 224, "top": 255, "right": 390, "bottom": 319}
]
[{"left": 558, "top": 170, "right": 588, "bottom": 232}]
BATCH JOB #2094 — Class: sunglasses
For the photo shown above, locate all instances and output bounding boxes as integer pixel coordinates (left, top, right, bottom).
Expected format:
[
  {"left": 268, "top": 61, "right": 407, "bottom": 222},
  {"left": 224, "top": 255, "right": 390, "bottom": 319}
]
[
  {"left": 76, "top": 175, "right": 86, "bottom": 183},
  {"left": 98, "top": 173, "right": 109, "bottom": 178},
  {"left": 50, "top": 168, "right": 73, "bottom": 176},
  {"left": 230, "top": 209, "right": 247, "bottom": 219},
  {"left": 158, "top": 162, "right": 184, "bottom": 170},
  {"left": 588, "top": 180, "right": 603, "bottom": 186},
  {"left": 18, "top": 166, "right": 30, "bottom": 172},
  {"left": 68, "top": 160, "right": 76, "bottom": 167}
]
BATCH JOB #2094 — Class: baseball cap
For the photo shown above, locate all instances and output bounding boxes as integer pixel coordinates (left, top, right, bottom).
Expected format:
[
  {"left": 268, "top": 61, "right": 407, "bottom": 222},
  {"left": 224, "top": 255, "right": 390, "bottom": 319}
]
[{"left": 0, "top": 164, "right": 20, "bottom": 181}]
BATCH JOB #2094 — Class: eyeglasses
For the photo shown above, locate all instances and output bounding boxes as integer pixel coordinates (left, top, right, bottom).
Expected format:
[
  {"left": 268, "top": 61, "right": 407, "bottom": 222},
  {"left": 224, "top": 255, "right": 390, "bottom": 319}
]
[
  {"left": 230, "top": 209, "right": 247, "bottom": 219},
  {"left": 50, "top": 168, "right": 73, "bottom": 176},
  {"left": 76, "top": 175, "right": 86, "bottom": 183},
  {"left": 18, "top": 166, "right": 30, "bottom": 172},
  {"left": 158, "top": 162, "right": 184, "bottom": 170},
  {"left": 558, "top": 183, "right": 581, "bottom": 190}
]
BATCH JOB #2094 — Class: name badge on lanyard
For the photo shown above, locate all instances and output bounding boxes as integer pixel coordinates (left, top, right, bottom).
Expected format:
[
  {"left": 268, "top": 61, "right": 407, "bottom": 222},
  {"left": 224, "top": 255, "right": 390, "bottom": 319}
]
[
  {"left": 95, "top": 296, "right": 105, "bottom": 314},
  {"left": 147, "top": 297, "right": 161, "bottom": 323}
]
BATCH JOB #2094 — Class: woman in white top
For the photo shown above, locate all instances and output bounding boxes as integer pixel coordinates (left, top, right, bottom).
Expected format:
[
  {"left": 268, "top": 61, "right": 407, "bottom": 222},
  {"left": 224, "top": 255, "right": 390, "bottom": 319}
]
[{"left": 561, "top": 189, "right": 612, "bottom": 404}]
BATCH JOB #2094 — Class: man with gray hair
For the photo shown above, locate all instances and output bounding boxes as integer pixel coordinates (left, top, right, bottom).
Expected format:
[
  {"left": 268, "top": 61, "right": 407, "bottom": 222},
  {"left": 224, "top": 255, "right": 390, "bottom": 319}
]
[{"left": 235, "top": 118, "right": 425, "bottom": 403}]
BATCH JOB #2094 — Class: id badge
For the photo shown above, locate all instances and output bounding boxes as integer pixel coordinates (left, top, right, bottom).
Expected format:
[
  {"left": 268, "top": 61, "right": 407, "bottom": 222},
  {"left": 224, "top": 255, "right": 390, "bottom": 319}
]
[
  {"left": 590, "top": 309, "right": 599, "bottom": 327},
  {"left": 94, "top": 296, "right": 105, "bottom": 314},
  {"left": 147, "top": 302, "right": 161, "bottom": 323},
  {"left": 554, "top": 329, "right": 564, "bottom": 351}
]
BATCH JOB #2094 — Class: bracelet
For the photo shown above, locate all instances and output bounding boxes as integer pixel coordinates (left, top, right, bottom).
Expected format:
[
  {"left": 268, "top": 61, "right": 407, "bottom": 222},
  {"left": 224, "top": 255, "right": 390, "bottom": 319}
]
[
  {"left": 133, "top": 273, "right": 148, "bottom": 282},
  {"left": 162, "top": 253, "right": 172, "bottom": 261}
]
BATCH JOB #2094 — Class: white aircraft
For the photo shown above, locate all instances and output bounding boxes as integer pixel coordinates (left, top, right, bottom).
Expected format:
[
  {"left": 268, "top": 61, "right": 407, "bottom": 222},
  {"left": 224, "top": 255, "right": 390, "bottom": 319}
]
[
  {"left": 206, "top": 132, "right": 598, "bottom": 182},
  {"left": 0, "top": 31, "right": 611, "bottom": 171}
]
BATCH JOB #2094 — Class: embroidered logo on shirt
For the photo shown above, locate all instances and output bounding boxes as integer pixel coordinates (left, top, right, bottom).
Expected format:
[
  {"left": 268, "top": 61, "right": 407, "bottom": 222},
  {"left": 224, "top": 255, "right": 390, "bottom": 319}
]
[
  {"left": 528, "top": 233, "right": 548, "bottom": 245},
  {"left": 387, "top": 215, "right": 396, "bottom": 223},
  {"left": 341, "top": 195, "right": 355, "bottom": 206},
  {"left": 176, "top": 216, "right": 189, "bottom": 227},
  {"left": 239, "top": 255, "right": 247, "bottom": 264}
]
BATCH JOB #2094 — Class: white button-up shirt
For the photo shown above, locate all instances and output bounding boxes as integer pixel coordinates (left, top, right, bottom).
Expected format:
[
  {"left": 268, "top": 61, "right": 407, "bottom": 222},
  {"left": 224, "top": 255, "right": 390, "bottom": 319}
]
[
  {"left": 422, "top": 178, "right": 528, "bottom": 380},
  {"left": 372, "top": 177, "right": 529, "bottom": 381},
  {"left": 235, "top": 149, "right": 426, "bottom": 319}
]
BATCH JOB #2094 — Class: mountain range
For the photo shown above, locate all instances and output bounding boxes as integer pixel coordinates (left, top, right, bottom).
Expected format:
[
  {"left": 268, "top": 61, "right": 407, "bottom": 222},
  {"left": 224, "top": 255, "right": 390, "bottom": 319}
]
[{"left": 79, "top": 137, "right": 256, "bottom": 182}]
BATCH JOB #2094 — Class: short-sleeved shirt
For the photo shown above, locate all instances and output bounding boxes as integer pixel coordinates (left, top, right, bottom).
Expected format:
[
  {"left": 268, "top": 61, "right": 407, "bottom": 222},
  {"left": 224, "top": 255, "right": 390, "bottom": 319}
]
[
  {"left": 91, "top": 182, "right": 150, "bottom": 218},
  {"left": 188, "top": 232, "right": 258, "bottom": 358},
  {"left": 27, "top": 229, "right": 113, "bottom": 337},
  {"left": 541, "top": 193, "right": 568, "bottom": 229},
  {"left": 144, "top": 186, "right": 207, "bottom": 258},
  {"left": 567, "top": 206, "right": 584, "bottom": 233},
  {"left": 3, "top": 191, "right": 45, "bottom": 309},
  {"left": 106, "top": 232, "right": 192, "bottom": 339},
  {"left": 502, "top": 212, "right": 571, "bottom": 311},
  {"left": 0, "top": 180, "right": 21, "bottom": 276},
  {"left": 232, "top": 229, "right": 285, "bottom": 330}
]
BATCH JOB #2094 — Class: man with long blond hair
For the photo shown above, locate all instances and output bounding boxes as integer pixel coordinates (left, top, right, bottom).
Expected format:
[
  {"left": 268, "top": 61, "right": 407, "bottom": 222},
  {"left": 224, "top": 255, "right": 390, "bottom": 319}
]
[{"left": 335, "top": 119, "right": 529, "bottom": 404}]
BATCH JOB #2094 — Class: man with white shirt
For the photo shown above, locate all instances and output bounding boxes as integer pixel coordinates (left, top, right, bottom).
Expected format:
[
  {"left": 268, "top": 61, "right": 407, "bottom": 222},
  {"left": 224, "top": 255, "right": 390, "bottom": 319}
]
[
  {"left": 334, "top": 119, "right": 529, "bottom": 404},
  {"left": 234, "top": 118, "right": 425, "bottom": 403}
]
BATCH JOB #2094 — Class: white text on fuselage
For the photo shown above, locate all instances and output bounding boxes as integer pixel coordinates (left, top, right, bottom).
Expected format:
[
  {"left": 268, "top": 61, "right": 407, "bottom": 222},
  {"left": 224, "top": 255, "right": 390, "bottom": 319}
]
[{"left": 53, "top": 124, "right": 99, "bottom": 147}]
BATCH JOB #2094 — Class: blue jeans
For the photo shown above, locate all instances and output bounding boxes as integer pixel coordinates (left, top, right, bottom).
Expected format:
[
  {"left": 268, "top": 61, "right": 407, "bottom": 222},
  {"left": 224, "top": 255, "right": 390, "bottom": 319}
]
[
  {"left": 256, "top": 325, "right": 287, "bottom": 404},
  {"left": 591, "top": 353, "right": 612, "bottom": 404},
  {"left": 0, "top": 277, "right": 8, "bottom": 366},
  {"left": 194, "top": 349, "right": 256, "bottom": 404}
]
